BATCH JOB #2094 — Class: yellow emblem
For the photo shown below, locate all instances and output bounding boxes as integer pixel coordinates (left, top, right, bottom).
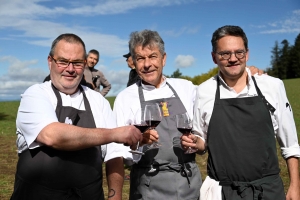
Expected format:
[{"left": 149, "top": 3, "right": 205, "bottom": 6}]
[{"left": 161, "top": 102, "right": 169, "bottom": 117}]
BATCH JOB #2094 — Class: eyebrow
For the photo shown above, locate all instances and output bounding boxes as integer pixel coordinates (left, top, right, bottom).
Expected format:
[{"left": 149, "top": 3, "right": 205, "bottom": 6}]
[
  {"left": 136, "top": 52, "right": 159, "bottom": 57},
  {"left": 56, "top": 56, "right": 85, "bottom": 61}
]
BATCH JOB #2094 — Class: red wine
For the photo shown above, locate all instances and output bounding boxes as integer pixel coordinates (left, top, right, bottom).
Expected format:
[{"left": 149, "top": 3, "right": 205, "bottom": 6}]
[
  {"left": 177, "top": 127, "right": 192, "bottom": 134},
  {"left": 134, "top": 124, "right": 151, "bottom": 133},
  {"left": 145, "top": 120, "right": 161, "bottom": 128}
]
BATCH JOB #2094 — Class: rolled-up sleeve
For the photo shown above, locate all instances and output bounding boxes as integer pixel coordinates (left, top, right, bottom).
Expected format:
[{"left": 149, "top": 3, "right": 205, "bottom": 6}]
[{"left": 275, "top": 80, "right": 300, "bottom": 159}]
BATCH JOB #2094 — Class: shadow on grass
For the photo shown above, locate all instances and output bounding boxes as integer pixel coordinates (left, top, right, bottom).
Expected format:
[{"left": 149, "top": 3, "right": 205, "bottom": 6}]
[{"left": 0, "top": 113, "right": 9, "bottom": 121}]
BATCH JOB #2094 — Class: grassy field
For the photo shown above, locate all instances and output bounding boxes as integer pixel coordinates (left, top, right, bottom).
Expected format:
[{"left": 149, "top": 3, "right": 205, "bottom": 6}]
[{"left": 0, "top": 78, "right": 299, "bottom": 199}]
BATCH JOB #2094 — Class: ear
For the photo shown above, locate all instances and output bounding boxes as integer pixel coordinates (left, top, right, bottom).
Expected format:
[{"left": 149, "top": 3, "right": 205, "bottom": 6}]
[
  {"left": 47, "top": 56, "right": 52, "bottom": 70},
  {"left": 211, "top": 52, "right": 217, "bottom": 64},
  {"left": 162, "top": 53, "right": 167, "bottom": 67},
  {"left": 245, "top": 49, "right": 249, "bottom": 62}
]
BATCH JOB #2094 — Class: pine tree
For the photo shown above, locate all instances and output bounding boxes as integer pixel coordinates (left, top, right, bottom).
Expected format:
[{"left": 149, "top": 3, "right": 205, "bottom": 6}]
[
  {"left": 288, "top": 33, "right": 300, "bottom": 78},
  {"left": 278, "top": 39, "right": 290, "bottom": 79},
  {"left": 268, "top": 41, "right": 280, "bottom": 78}
]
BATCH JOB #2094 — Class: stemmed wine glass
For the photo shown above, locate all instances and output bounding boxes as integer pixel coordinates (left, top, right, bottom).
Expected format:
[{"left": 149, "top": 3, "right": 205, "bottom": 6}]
[
  {"left": 129, "top": 108, "right": 151, "bottom": 155},
  {"left": 144, "top": 103, "right": 162, "bottom": 149},
  {"left": 175, "top": 112, "right": 197, "bottom": 154}
]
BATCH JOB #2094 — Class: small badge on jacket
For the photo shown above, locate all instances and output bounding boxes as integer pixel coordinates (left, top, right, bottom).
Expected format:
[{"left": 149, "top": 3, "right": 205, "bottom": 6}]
[{"left": 161, "top": 102, "right": 169, "bottom": 117}]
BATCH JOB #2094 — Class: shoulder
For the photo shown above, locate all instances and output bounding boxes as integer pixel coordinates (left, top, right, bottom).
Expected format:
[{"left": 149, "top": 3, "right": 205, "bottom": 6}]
[
  {"left": 93, "top": 68, "right": 104, "bottom": 75},
  {"left": 116, "top": 84, "right": 139, "bottom": 100},
  {"left": 24, "top": 81, "right": 54, "bottom": 98},
  {"left": 114, "top": 84, "right": 140, "bottom": 110},
  {"left": 84, "top": 86, "right": 107, "bottom": 103},
  {"left": 166, "top": 78, "right": 196, "bottom": 92},
  {"left": 196, "top": 75, "right": 217, "bottom": 98},
  {"left": 253, "top": 74, "right": 284, "bottom": 92},
  {"left": 167, "top": 77, "right": 194, "bottom": 85}
]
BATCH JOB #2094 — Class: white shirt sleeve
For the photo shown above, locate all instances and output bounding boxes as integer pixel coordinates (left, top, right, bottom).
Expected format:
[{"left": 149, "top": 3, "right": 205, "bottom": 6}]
[
  {"left": 16, "top": 83, "right": 59, "bottom": 152},
  {"left": 265, "top": 77, "right": 300, "bottom": 159}
]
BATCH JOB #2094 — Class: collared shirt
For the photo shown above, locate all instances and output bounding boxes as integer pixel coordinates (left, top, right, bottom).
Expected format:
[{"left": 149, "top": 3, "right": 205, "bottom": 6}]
[
  {"left": 113, "top": 76, "right": 197, "bottom": 163},
  {"left": 193, "top": 68, "right": 300, "bottom": 159},
  {"left": 16, "top": 81, "right": 122, "bottom": 162}
]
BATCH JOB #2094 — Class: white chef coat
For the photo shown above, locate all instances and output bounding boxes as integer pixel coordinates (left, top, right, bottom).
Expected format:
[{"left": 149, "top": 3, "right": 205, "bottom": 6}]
[
  {"left": 16, "top": 81, "right": 124, "bottom": 162},
  {"left": 193, "top": 67, "right": 300, "bottom": 159},
  {"left": 113, "top": 77, "right": 197, "bottom": 164}
]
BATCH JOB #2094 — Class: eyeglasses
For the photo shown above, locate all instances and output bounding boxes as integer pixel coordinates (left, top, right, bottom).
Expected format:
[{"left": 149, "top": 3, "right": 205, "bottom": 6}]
[
  {"left": 217, "top": 50, "right": 247, "bottom": 60},
  {"left": 50, "top": 55, "right": 86, "bottom": 69}
]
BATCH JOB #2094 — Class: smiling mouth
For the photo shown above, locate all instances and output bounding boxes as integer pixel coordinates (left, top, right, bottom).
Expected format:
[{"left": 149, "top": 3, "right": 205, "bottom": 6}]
[
  {"left": 226, "top": 64, "right": 240, "bottom": 67},
  {"left": 143, "top": 70, "right": 155, "bottom": 74}
]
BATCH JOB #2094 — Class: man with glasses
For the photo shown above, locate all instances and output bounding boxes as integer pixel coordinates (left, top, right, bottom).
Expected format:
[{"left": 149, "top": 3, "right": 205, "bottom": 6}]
[
  {"left": 182, "top": 25, "right": 300, "bottom": 199},
  {"left": 11, "top": 33, "right": 143, "bottom": 200},
  {"left": 84, "top": 49, "right": 111, "bottom": 96}
]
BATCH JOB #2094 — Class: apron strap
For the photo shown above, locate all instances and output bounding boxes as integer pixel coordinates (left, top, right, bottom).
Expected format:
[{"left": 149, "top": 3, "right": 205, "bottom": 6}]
[{"left": 251, "top": 76, "right": 276, "bottom": 114}]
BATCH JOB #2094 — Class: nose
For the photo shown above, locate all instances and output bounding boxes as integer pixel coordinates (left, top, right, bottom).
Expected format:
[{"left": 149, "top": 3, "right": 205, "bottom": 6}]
[
  {"left": 228, "top": 53, "right": 238, "bottom": 62},
  {"left": 144, "top": 57, "right": 151, "bottom": 68},
  {"left": 66, "top": 62, "right": 76, "bottom": 71}
]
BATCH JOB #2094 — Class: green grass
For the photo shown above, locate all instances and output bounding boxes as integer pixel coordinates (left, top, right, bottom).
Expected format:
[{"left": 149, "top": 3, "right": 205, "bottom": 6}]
[
  {"left": 283, "top": 78, "right": 300, "bottom": 133},
  {"left": 0, "top": 78, "right": 299, "bottom": 199}
]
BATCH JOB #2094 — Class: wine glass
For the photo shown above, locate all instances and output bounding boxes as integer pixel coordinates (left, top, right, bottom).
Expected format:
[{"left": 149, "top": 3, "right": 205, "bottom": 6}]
[
  {"left": 175, "top": 112, "right": 197, "bottom": 154},
  {"left": 129, "top": 108, "right": 151, "bottom": 155},
  {"left": 144, "top": 103, "right": 162, "bottom": 148}
]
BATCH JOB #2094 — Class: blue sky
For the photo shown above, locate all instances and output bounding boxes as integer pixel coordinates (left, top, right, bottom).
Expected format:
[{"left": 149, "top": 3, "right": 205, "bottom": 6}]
[{"left": 0, "top": 0, "right": 299, "bottom": 101}]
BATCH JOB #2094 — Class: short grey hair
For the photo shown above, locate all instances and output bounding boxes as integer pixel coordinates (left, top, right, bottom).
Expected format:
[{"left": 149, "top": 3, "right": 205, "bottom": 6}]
[
  {"left": 128, "top": 30, "right": 165, "bottom": 62},
  {"left": 211, "top": 25, "right": 248, "bottom": 53}
]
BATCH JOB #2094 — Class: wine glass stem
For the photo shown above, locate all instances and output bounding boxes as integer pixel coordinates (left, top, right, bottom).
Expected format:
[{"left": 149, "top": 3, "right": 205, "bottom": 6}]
[{"left": 136, "top": 141, "right": 140, "bottom": 150}]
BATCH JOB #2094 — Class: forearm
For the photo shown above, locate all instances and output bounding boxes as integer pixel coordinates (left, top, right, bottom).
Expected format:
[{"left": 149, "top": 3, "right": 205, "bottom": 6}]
[
  {"left": 106, "top": 157, "right": 124, "bottom": 200},
  {"left": 37, "top": 122, "right": 116, "bottom": 151},
  {"left": 100, "top": 83, "right": 111, "bottom": 96},
  {"left": 286, "top": 156, "right": 300, "bottom": 199}
]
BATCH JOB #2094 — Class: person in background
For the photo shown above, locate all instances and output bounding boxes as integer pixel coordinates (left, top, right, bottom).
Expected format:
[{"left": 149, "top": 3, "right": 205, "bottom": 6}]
[
  {"left": 123, "top": 52, "right": 140, "bottom": 87},
  {"left": 182, "top": 25, "right": 300, "bottom": 200},
  {"left": 84, "top": 49, "right": 111, "bottom": 96},
  {"left": 10, "top": 33, "right": 142, "bottom": 200}
]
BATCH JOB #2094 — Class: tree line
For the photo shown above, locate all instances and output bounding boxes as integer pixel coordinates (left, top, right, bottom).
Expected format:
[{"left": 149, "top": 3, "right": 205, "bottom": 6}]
[
  {"left": 167, "top": 33, "right": 300, "bottom": 84},
  {"left": 265, "top": 33, "right": 300, "bottom": 79}
]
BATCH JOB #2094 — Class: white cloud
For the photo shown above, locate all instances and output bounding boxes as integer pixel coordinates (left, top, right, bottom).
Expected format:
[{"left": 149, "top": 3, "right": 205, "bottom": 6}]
[
  {"left": 162, "top": 26, "right": 200, "bottom": 37},
  {"left": 0, "top": 56, "right": 48, "bottom": 100},
  {"left": 0, "top": 0, "right": 196, "bottom": 19},
  {"left": 259, "top": 9, "right": 300, "bottom": 34},
  {"left": 174, "top": 55, "right": 195, "bottom": 68}
]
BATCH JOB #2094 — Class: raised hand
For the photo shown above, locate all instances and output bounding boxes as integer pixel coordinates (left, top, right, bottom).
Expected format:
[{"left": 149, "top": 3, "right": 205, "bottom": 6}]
[
  {"left": 140, "top": 129, "right": 159, "bottom": 146},
  {"left": 114, "top": 125, "right": 143, "bottom": 146}
]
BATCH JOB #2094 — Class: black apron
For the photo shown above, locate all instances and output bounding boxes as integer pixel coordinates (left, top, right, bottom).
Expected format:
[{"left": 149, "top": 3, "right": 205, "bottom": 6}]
[
  {"left": 11, "top": 84, "right": 104, "bottom": 200},
  {"left": 129, "top": 81, "right": 201, "bottom": 200},
  {"left": 207, "top": 76, "right": 285, "bottom": 200}
]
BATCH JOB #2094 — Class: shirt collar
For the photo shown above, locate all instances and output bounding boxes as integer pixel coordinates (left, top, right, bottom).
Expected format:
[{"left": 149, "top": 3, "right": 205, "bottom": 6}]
[
  {"left": 217, "top": 67, "right": 255, "bottom": 95},
  {"left": 141, "top": 76, "right": 167, "bottom": 91}
]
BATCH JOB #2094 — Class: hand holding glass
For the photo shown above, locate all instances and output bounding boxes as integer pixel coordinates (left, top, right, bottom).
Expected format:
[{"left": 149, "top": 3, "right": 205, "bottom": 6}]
[
  {"left": 175, "top": 112, "right": 197, "bottom": 153},
  {"left": 144, "top": 103, "right": 162, "bottom": 148},
  {"left": 129, "top": 108, "right": 151, "bottom": 155}
]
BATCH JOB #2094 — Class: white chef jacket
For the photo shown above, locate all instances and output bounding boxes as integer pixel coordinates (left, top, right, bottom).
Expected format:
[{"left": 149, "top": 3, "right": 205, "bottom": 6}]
[
  {"left": 113, "top": 76, "right": 197, "bottom": 164},
  {"left": 16, "top": 81, "right": 124, "bottom": 162},
  {"left": 193, "top": 67, "right": 300, "bottom": 159}
]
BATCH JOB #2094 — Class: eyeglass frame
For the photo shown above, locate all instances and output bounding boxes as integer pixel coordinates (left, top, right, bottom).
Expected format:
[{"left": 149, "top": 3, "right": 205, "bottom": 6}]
[
  {"left": 216, "top": 50, "right": 247, "bottom": 60},
  {"left": 49, "top": 55, "right": 86, "bottom": 69}
]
